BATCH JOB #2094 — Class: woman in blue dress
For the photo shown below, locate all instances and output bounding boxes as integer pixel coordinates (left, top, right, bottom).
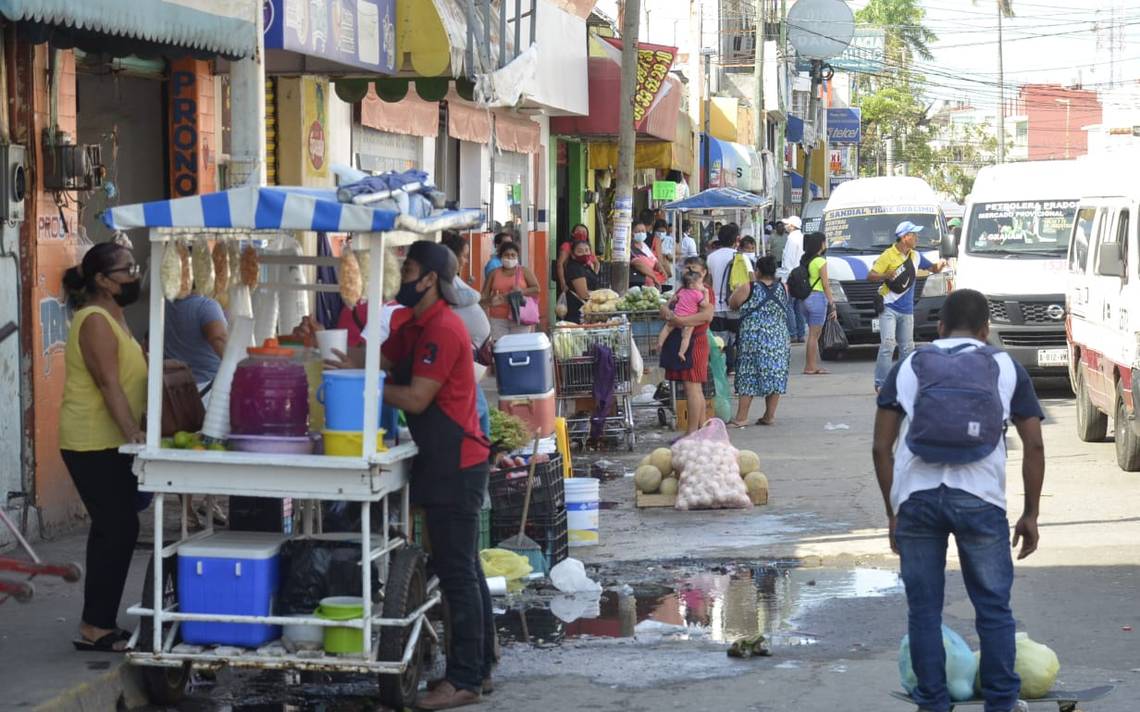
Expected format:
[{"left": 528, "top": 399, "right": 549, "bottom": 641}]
[{"left": 727, "top": 255, "right": 791, "bottom": 427}]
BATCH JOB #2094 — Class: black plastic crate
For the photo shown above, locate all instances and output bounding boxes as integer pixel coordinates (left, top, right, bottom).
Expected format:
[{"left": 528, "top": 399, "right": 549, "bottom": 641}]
[
  {"left": 490, "top": 511, "right": 569, "bottom": 575},
  {"left": 489, "top": 456, "right": 564, "bottom": 518}
]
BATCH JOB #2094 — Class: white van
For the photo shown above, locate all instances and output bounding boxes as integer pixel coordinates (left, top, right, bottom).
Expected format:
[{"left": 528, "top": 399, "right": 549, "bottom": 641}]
[
  {"left": 955, "top": 161, "right": 1083, "bottom": 377},
  {"left": 820, "top": 176, "right": 952, "bottom": 345},
  {"left": 1065, "top": 162, "right": 1140, "bottom": 470}
]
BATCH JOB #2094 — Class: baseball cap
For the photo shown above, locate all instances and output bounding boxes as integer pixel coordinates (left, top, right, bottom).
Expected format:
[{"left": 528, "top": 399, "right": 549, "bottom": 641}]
[
  {"left": 406, "top": 240, "right": 459, "bottom": 305},
  {"left": 948, "top": 217, "right": 962, "bottom": 228},
  {"left": 782, "top": 215, "right": 803, "bottom": 230},
  {"left": 895, "top": 220, "right": 924, "bottom": 239}
]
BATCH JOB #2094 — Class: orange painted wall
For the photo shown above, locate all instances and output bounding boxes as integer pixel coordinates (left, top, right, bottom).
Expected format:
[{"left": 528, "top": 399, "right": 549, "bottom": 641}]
[{"left": 527, "top": 231, "right": 550, "bottom": 331}]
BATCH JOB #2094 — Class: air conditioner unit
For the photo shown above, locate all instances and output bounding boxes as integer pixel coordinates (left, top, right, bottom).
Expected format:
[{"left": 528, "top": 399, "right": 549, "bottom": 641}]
[{"left": 0, "top": 144, "right": 26, "bottom": 223}]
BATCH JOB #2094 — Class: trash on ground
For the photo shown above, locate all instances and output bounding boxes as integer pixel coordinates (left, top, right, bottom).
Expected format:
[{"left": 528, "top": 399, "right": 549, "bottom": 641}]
[
  {"left": 550, "top": 557, "right": 602, "bottom": 593},
  {"left": 550, "top": 593, "right": 602, "bottom": 623},
  {"left": 634, "top": 619, "right": 691, "bottom": 637},
  {"left": 727, "top": 633, "right": 772, "bottom": 658},
  {"left": 824, "top": 422, "right": 851, "bottom": 431},
  {"left": 481, "top": 548, "right": 533, "bottom": 582}
]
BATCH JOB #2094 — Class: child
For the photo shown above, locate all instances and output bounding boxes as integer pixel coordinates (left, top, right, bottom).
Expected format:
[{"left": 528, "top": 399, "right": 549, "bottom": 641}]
[{"left": 658, "top": 270, "right": 707, "bottom": 360}]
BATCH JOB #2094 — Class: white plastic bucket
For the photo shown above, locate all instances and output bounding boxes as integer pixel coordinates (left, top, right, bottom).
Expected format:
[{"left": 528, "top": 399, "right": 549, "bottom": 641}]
[{"left": 565, "top": 478, "right": 600, "bottom": 547}]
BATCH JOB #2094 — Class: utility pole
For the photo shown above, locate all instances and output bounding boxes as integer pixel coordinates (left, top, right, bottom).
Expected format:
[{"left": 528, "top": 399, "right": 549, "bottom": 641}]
[
  {"left": 997, "top": 6, "right": 1006, "bottom": 163},
  {"left": 612, "top": 0, "right": 641, "bottom": 294},
  {"left": 754, "top": 0, "right": 766, "bottom": 155},
  {"left": 774, "top": 0, "right": 787, "bottom": 219},
  {"left": 703, "top": 50, "right": 713, "bottom": 190},
  {"left": 799, "top": 60, "right": 822, "bottom": 215}
]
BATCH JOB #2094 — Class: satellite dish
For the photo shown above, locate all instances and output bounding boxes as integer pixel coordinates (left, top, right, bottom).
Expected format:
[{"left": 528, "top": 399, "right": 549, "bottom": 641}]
[{"left": 787, "top": 0, "right": 855, "bottom": 61}]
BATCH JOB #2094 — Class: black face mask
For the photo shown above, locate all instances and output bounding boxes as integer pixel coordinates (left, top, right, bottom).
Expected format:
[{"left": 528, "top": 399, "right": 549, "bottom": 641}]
[
  {"left": 114, "top": 280, "right": 141, "bottom": 307},
  {"left": 395, "top": 277, "right": 427, "bottom": 308}
]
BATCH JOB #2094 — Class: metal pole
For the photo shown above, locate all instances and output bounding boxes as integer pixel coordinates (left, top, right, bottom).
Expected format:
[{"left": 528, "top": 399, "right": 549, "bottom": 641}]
[
  {"left": 774, "top": 0, "right": 787, "bottom": 219},
  {"left": 799, "top": 60, "right": 821, "bottom": 215},
  {"left": 754, "top": 0, "right": 766, "bottom": 155},
  {"left": 704, "top": 53, "right": 712, "bottom": 190},
  {"left": 997, "top": 7, "right": 1006, "bottom": 163},
  {"left": 612, "top": 0, "right": 641, "bottom": 294}
]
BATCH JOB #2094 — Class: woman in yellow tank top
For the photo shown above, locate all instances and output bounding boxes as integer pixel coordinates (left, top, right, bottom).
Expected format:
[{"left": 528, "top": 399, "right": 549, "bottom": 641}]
[{"left": 59, "top": 242, "right": 147, "bottom": 653}]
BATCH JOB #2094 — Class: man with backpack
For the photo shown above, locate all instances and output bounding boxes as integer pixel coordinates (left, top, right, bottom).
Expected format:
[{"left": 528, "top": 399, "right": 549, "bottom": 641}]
[
  {"left": 707, "top": 223, "right": 743, "bottom": 371},
  {"left": 872, "top": 288, "right": 1044, "bottom": 712},
  {"left": 869, "top": 221, "right": 948, "bottom": 391}
]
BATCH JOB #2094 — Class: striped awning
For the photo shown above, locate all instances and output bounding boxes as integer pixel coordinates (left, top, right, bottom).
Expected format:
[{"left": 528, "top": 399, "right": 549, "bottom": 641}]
[
  {"left": 102, "top": 185, "right": 483, "bottom": 234},
  {"left": 0, "top": 0, "right": 259, "bottom": 59}
]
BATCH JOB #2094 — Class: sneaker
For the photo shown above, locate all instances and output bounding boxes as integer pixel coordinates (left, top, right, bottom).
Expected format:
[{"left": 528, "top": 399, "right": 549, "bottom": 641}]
[
  {"left": 1009, "top": 701, "right": 1029, "bottom": 712},
  {"left": 415, "top": 680, "right": 481, "bottom": 710}
]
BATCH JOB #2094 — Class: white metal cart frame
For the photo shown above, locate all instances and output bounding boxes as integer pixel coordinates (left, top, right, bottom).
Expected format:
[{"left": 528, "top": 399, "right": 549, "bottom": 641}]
[{"left": 103, "top": 185, "right": 483, "bottom": 706}]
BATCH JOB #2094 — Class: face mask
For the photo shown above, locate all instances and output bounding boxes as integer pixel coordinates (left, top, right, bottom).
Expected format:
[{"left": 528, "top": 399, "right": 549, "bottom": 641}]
[
  {"left": 633, "top": 232, "right": 646, "bottom": 243},
  {"left": 114, "top": 280, "right": 141, "bottom": 307},
  {"left": 655, "top": 231, "right": 666, "bottom": 238},
  {"left": 395, "top": 276, "right": 427, "bottom": 308},
  {"left": 501, "top": 257, "right": 519, "bottom": 269},
  {"left": 573, "top": 253, "right": 591, "bottom": 264}
]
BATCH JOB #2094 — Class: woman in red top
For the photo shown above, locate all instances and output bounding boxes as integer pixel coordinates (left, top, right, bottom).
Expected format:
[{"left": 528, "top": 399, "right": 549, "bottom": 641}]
[
  {"left": 481, "top": 241, "right": 540, "bottom": 341},
  {"left": 556, "top": 224, "right": 598, "bottom": 292},
  {"left": 664, "top": 256, "right": 715, "bottom": 434}
]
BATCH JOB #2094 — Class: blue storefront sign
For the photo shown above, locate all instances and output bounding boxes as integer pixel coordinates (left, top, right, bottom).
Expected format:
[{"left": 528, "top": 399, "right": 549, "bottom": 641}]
[
  {"left": 827, "top": 108, "right": 861, "bottom": 145},
  {"left": 264, "top": 0, "right": 397, "bottom": 74}
]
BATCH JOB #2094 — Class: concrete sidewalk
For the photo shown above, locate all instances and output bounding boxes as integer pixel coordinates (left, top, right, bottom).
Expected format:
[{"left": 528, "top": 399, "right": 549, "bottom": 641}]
[{"left": 1, "top": 527, "right": 152, "bottom": 710}]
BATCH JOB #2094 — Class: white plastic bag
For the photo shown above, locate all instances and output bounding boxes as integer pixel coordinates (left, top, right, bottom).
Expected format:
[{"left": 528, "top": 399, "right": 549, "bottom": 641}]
[
  {"left": 630, "top": 339, "right": 644, "bottom": 384},
  {"left": 549, "top": 558, "right": 601, "bottom": 593},
  {"left": 670, "top": 419, "right": 752, "bottom": 511},
  {"left": 899, "top": 625, "right": 977, "bottom": 702}
]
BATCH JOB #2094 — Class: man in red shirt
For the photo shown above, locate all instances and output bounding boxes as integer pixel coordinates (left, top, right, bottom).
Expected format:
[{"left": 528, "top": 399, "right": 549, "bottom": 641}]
[{"left": 379, "top": 241, "right": 493, "bottom": 709}]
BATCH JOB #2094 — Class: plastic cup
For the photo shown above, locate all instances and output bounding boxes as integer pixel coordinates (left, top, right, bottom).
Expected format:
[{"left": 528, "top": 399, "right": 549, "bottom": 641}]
[{"left": 316, "top": 329, "right": 348, "bottom": 361}]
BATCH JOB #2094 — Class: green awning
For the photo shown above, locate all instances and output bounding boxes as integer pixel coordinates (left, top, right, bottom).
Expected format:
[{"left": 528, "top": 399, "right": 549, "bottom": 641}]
[{"left": 0, "top": 0, "right": 259, "bottom": 59}]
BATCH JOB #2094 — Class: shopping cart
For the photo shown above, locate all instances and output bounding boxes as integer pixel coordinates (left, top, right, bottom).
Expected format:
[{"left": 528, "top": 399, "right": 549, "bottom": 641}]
[
  {"left": 0, "top": 321, "right": 83, "bottom": 604},
  {"left": 553, "top": 320, "right": 636, "bottom": 451}
]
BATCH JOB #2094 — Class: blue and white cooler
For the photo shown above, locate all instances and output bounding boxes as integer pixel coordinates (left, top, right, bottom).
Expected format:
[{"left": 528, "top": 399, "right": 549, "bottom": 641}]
[
  {"left": 178, "top": 531, "right": 288, "bottom": 647},
  {"left": 493, "top": 333, "right": 554, "bottom": 396}
]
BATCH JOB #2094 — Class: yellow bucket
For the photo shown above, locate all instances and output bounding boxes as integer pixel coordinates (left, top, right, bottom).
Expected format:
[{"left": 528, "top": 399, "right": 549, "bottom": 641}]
[{"left": 322, "top": 430, "right": 387, "bottom": 456}]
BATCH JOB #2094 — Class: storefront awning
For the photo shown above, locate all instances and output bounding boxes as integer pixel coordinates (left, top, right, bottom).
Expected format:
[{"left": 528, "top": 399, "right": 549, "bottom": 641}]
[
  {"left": 664, "top": 188, "right": 771, "bottom": 211},
  {"left": 786, "top": 170, "right": 822, "bottom": 199},
  {"left": 702, "top": 135, "right": 763, "bottom": 194},
  {"left": 587, "top": 140, "right": 693, "bottom": 175},
  {"left": 0, "top": 0, "right": 259, "bottom": 59},
  {"left": 360, "top": 87, "right": 439, "bottom": 138}
]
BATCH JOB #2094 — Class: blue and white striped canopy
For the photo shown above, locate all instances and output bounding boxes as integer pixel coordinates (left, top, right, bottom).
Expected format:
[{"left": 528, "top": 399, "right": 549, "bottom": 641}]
[{"left": 102, "top": 185, "right": 483, "bottom": 234}]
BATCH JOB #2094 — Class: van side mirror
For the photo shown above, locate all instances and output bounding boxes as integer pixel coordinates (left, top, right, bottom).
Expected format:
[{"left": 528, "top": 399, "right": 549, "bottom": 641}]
[
  {"left": 1097, "top": 242, "right": 1127, "bottom": 278},
  {"left": 940, "top": 231, "right": 958, "bottom": 259}
]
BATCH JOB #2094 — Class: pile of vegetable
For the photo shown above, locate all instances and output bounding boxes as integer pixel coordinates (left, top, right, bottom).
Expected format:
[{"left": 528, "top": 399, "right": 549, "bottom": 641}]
[
  {"left": 161, "top": 430, "right": 226, "bottom": 451},
  {"left": 580, "top": 288, "right": 621, "bottom": 315},
  {"left": 551, "top": 324, "right": 628, "bottom": 360},
  {"left": 635, "top": 442, "right": 767, "bottom": 510},
  {"left": 617, "top": 285, "right": 668, "bottom": 311},
  {"left": 489, "top": 408, "right": 531, "bottom": 452}
]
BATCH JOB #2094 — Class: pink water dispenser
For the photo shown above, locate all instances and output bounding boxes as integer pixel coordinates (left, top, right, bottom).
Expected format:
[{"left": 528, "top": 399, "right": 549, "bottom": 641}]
[{"left": 229, "top": 339, "right": 310, "bottom": 436}]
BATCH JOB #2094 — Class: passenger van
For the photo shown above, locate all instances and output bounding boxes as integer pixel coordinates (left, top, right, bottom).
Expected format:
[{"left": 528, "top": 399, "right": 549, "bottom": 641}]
[
  {"left": 1066, "top": 161, "right": 1140, "bottom": 471},
  {"left": 955, "top": 161, "right": 1083, "bottom": 377},
  {"left": 820, "top": 176, "right": 952, "bottom": 345}
]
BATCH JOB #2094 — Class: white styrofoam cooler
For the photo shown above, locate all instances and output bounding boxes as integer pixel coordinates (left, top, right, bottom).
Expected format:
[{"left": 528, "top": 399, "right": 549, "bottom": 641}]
[{"left": 493, "top": 333, "right": 554, "bottom": 396}]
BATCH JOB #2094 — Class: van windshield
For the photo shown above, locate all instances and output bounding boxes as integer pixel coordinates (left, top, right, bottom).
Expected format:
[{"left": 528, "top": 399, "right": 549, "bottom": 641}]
[
  {"left": 965, "top": 200, "right": 1077, "bottom": 257},
  {"left": 822, "top": 207, "right": 942, "bottom": 254}
]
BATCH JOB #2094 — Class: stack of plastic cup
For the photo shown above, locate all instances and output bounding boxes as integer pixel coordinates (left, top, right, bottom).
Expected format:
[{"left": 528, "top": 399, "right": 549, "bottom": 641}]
[{"left": 202, "top": 316, "right": 254, "bottom": 441}]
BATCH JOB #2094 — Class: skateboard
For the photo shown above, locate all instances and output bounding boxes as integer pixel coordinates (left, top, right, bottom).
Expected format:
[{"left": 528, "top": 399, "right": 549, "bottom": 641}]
[{"left": 890, "top": 685, "right": 1115, "bottom": 712}]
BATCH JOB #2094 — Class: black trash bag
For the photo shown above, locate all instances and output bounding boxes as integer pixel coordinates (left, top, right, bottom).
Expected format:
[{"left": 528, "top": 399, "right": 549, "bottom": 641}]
[
  {"left": 819, "top": 316, "right": 849, "bottom": 355},
  {"left": 277, "top": 538, "right": 381, "bottom": 615}
]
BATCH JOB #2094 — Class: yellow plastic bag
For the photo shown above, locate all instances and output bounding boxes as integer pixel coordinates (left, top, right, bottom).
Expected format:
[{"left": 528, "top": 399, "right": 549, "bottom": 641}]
[
  {"left": 973, "top": 633, "right": 1060, "bottom": 699},
  {"left": 480, "top": 548, "right": 533, "bottom": 581}
]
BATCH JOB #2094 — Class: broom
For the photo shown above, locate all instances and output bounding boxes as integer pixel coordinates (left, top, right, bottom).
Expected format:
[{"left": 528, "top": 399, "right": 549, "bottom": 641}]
[{"left": 495, "top": 432, "right": 545, "bottom": 574}]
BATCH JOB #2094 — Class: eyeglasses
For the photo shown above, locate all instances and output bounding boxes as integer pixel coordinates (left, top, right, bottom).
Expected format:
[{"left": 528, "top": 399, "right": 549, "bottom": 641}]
[{"left": 106, "top": 264, "right": 141, "bottom": 278}]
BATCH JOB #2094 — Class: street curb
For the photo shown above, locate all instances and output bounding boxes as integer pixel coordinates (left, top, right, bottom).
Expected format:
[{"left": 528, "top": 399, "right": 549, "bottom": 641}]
[{"left": 33, "top": 662, "right": 149, "bottom": 712}]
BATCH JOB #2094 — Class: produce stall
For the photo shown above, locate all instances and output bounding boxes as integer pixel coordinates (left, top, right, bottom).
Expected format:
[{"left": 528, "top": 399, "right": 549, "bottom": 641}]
[
  {"left": 103, "top": 184, "right": 482, "bottom": 708},
  {"left": 551, "top": 315, "right": 636, "bottom": 451}
]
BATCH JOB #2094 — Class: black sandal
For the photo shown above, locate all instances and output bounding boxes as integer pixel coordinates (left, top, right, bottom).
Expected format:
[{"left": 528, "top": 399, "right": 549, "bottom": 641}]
[{"left": 72, "top": 629, "right": 130, "bottom": 653}]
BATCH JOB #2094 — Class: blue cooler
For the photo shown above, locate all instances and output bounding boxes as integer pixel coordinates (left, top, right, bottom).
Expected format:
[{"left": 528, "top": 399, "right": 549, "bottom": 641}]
[
  {"left": 178, "top": 531, "right": 287, "bottom": 647},
  {"left": 494, "top": 333, "right": 554, "bottom": 396}
]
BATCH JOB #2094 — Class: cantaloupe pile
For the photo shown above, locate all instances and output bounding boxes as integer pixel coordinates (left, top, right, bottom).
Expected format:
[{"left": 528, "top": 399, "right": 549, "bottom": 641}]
[{"left": 635, "top": 447, "right": 768, "bottom": 499}]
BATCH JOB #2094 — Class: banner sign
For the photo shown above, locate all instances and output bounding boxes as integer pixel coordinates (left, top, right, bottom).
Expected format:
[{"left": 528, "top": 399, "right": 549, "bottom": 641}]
[
  {"left": 652, "top": 181, "right": 678, "bottom": 201},
  {"left": 796, "top": 27, "right": 885, "bottom": 74},
  {"left": 826, "top": 108, "right": 861, "bottom": 145},
  {"left": 265, "top": 0, "right": 397, "bottom": 74},
  {"left": 604, "top": 38, "right": 678, "bottom": 130}
]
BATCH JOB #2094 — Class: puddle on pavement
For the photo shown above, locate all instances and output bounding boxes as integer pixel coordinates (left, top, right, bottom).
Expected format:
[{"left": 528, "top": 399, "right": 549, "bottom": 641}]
[{"left": 496, "top": 562, "right": 901, "bottom": 649}]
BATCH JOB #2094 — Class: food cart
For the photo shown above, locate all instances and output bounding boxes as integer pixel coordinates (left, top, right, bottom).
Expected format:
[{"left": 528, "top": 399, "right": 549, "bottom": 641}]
[{"left": 103, "top": 185, "right": 482, "bottom": 708}]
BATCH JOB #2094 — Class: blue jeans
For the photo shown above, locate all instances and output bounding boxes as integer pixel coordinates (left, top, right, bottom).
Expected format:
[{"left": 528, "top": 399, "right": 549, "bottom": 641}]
[
  {"left": 896, "top": 486, "right": 1019, "bottom": 712},
  {"left": 875, "top": 308, "right": 915, "bottom": 387},
  {"left": 785, "top": 297, "right": 806, "bottom": 340}
]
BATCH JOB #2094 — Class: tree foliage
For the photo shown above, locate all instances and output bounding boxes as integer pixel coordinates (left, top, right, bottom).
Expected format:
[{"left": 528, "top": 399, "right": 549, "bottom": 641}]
[{"left": 926, "top": 125, "right": 999, "bottom": 203}]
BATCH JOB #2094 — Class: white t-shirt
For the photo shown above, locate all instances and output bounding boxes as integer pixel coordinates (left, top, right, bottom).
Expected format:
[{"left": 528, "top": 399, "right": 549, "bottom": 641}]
[
  {"left": 679, "top": 234, "right": 699, "bottom": 259},
  {"left": 876, "top": 338, "right": 1045, "bottom": 515},
  {"left": 706, "top": 246, "right": 737, "bottom": 314},
  {"left": 779, "top": 229, "right": 804, "bottom": 279}
]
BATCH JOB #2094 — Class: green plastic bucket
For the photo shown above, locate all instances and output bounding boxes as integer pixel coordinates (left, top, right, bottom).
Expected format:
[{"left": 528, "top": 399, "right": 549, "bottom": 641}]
[{"left": 315, "top": 596, "right": 364, "bottom": 654}]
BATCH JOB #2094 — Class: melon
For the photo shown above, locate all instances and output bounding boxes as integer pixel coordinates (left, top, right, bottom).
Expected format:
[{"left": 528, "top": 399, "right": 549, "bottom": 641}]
[
  {"left": 639, "top": 454, "right": 652, "bottom": 468},
  {"left": 659, "top": 477, "right": 679, "bottom": 496},
  {"left": 635, "top": 465, "right": 663, "bottom": 494},
  {"left": 649, "top": 448, "right": 673, "bottom": 476},
  {"left": 737, "top": 450, "right": 761, "bottom": 476},
  {"left": 743, "top": 471, "right": 768, "bottom": 495}
]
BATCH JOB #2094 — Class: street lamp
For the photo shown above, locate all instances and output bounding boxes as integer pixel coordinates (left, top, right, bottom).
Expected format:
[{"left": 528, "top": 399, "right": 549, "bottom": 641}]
[
  {"left": 701, "top": 49, "right": 716, "bottom": 191},
  {"left": 1056, "top": 98, "right": 1073, "bottom": 159}
]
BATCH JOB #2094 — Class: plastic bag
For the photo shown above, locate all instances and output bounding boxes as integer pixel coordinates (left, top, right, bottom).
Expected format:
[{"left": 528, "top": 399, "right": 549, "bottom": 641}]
[
  {"left": 899, "top": 625, "right": 978, "bottom": 702},
  {"left": 550, "top": 558, "right": 602, "bottom": 593},
  {"left": 630, "top": 339, "right": 644, "bottom": 384},
  {"left": 556, "top": 291, "right": 568, "bottom": 319},
  {"left": 670, "top": 418, "right": 752, "bottom": 511},
  {"left": 480, "top": 548, "right": 533, "bottom": 581},
  {"left": 277, "top": 539, "right": 380, "bottom": 615},
  {"left": 973, "top": 633, "right": 1059, "bottom": 699},
  {"left": 820, "top": 314, "right": 848, "bottom": 354},
  {"left": 707, "top": 336, "right": 732, "bottom": 422}
]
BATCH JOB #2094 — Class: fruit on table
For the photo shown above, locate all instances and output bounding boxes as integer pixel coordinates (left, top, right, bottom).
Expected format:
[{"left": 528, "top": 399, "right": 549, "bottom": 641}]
[
  {"left": 737, "top": 450, "right": 760, "bottom": 476},
  {"left": 634, "top": 465, "right": 663, "bottom": 494},
  {"left": 173, "top": 431, "right": 196, "bottom": 449},
  {"left": 659, "top": 477, "right": 679, "bottom": 496},
  {"left": 743, "top": 471, "right": 768, "bottom": 495},
  {"left": 648, "top": 448, "right": 673, "bottom": 476}
]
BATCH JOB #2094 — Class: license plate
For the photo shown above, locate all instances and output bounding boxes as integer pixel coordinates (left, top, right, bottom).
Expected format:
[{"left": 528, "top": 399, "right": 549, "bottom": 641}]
[
  {"left": 871, "top": 318, "right": 880, "bottom": 334},
  {"left": 1037, "top": 348, "right": 1068, "bottom": 367}
]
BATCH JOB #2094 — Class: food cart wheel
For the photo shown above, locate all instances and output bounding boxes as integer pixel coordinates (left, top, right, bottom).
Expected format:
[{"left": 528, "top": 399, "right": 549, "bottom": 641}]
[
  {"left": 137, "top": 554, "right": 191, "bottom": 705},
  {"left": 377, "top": 546, "right": 428, "bottom": 710}
]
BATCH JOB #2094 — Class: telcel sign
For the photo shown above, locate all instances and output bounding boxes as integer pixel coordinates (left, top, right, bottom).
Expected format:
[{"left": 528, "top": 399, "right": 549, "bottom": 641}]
[
  {"left": 787, "top": 0, "right": 855, "bottom": 61},
  {"left": 827, "top": 108, "right": 861, "bottom": 145}
]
